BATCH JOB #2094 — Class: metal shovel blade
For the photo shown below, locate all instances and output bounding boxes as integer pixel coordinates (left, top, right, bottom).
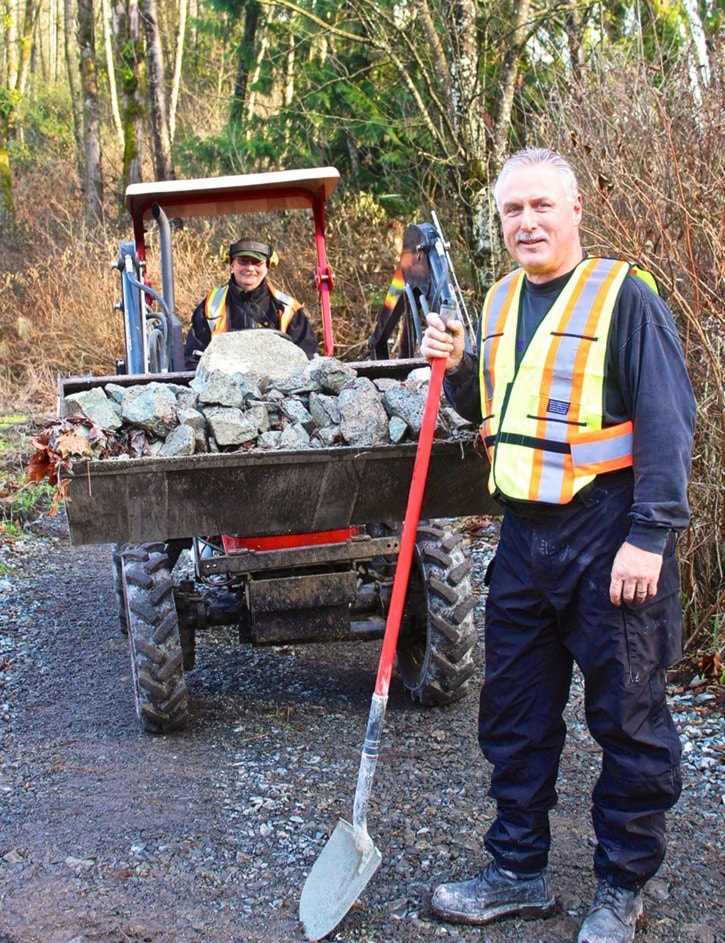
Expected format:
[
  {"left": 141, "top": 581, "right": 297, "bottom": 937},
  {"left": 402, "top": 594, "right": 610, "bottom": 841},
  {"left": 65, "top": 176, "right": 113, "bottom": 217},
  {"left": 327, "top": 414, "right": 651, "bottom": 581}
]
[{"left": 299, "top": 819, "right": 382, "bottom": 941}]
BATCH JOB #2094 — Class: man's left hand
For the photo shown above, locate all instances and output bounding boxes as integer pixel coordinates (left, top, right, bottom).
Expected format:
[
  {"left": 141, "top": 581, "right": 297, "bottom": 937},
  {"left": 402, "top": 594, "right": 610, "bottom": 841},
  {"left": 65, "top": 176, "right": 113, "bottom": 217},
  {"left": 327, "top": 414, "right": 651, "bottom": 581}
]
[{"left": 610, "top": 541, "right": 663, "bottom": 606}]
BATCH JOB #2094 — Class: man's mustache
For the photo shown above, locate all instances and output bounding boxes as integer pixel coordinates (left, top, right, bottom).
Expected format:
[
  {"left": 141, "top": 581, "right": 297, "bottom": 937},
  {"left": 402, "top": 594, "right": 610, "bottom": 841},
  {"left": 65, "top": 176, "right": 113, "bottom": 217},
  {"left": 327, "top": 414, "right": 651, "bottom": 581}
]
[{"left": 516, "top": 233, "right": 546, "bottom": 244}]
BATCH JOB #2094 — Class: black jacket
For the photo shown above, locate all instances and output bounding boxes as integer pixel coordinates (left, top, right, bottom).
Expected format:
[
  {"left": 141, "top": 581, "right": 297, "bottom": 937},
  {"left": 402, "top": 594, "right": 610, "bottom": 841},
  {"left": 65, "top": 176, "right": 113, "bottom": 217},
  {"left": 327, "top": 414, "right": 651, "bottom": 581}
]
[
  {"left": 184, "top": 278, "right": 318, "bottom": 368},
  {"left": 444, "top": 267, "right": 696, "bottom": 553}
]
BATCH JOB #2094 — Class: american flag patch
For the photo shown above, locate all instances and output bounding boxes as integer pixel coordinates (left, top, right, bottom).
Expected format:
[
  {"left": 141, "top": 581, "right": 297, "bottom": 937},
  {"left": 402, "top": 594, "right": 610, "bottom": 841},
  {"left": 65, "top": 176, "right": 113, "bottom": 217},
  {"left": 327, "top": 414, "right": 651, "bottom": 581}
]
[{"left": 547, "top": 399, "right": 569, "bottom": 416}]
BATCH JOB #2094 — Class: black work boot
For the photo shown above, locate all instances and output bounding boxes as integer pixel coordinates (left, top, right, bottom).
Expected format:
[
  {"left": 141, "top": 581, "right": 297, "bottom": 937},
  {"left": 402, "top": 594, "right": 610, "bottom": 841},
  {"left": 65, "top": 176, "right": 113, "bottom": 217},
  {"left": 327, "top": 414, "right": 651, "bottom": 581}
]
[
  {"left": 577, "top": 882, "right": 644, "bottom": 943},
  {"left": 431, "top": 860, "right": 556, "bottom": 926}
]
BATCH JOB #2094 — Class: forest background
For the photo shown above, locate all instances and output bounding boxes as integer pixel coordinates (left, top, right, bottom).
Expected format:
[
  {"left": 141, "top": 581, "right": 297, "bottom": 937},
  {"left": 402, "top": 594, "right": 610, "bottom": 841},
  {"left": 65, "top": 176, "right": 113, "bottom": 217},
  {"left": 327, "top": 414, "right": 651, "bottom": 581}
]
[{"left": 0, "top": 0, "right": 723, "bottom": 669}]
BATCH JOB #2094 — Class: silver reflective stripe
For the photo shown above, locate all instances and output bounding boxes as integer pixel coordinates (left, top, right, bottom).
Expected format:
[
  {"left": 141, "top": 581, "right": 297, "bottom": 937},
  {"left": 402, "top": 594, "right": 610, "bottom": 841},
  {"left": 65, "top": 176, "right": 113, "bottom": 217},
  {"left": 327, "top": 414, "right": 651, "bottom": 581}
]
[{"left": 571, "top": 429, "right": 634, "bottom": 469}]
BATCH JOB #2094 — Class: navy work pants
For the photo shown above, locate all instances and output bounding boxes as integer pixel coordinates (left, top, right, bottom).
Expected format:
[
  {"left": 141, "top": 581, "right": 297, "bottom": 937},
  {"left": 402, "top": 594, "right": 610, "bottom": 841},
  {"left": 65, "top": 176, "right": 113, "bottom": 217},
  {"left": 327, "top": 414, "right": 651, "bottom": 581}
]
[{"left": 479, "top": 473, "right": 683, "bottom": 890}]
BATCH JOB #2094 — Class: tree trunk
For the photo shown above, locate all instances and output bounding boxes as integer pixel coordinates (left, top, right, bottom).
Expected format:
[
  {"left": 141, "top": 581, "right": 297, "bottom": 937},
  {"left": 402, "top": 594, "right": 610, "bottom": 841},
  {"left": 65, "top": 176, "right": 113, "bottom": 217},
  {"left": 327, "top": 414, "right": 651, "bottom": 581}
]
[
  {"left": 141, "top": 0, "right": 174, "bottom": 179},
  {"left": 169, "top": 0, "right": 188, "bottom": 142},
  {"left": 63, "top": 0, "right": 87, "bottom": 185},
  {"left": 101, "top": 0, "right": 124, "bottom": 147},
  {"left": 117, "top": 0, "right": 145, "bottom": 193},
  {"left": 1, "top": 0, "right": 44, "bottom": 230},
  {"left": 77, "top": 0, "right": 104, "bottom": 224},
  {"left": 230, "top": 0, "right": 261, "bottom": 125}
]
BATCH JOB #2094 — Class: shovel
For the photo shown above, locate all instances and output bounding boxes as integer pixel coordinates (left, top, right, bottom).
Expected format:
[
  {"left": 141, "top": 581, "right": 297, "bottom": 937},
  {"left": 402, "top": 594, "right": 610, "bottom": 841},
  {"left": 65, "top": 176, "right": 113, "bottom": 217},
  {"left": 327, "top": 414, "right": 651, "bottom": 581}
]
[{"left": 299, "top": 343, "right": 450, "bottom": 941}]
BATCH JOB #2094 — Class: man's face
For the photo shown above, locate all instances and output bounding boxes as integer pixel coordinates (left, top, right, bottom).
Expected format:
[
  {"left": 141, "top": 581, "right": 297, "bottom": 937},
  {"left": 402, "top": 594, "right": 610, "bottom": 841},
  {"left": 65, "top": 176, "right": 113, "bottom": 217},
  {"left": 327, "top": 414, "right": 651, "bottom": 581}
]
[
  {"left": 497, "top": 164, "right": 583, "bottom": 284},
  {"left": 231, "top": 255, "right": 268, "bottom": 291}
]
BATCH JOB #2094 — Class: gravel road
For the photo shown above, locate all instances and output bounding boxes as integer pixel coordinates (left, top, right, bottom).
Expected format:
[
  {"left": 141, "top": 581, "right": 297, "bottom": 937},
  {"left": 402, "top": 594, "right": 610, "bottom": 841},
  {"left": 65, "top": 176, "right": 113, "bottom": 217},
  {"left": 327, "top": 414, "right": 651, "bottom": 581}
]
[{"left": 1, "top": 516, "right": 723, "bottom": 943}]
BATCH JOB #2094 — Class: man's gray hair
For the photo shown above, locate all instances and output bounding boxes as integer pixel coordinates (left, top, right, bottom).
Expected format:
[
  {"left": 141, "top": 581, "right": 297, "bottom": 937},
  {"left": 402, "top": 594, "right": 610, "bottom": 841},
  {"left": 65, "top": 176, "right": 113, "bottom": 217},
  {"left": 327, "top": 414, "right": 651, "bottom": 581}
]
[{"left": 493, "top": 147, "right": 580, "bottom": 211}]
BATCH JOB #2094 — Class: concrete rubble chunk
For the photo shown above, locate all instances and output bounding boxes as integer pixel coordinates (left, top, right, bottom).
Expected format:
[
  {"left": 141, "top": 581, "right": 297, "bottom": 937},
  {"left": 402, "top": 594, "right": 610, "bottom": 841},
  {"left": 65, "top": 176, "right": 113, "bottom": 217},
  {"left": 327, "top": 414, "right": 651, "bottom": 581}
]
[
  {"left": 203, "top": 405, "right": 258, "bottom": 447},
  {"left": 196, "top": 330, "right": 307, "bottom": 384},
  {"left": 120, "top": 383, "right": 178, "bottom": 437},
  {"left": 338, "top": 377, "right": 390, "bottom": 446},
  {"left": 64, "top": 387, "right": 123, "bottom": 431}
]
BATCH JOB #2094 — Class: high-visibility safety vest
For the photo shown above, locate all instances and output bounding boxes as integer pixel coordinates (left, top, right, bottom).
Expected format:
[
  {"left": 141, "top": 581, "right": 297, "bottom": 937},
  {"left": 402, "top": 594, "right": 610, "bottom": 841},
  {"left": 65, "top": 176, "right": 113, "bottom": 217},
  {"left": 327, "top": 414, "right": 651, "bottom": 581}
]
[
  {"left": 479, "top": 257, "right": 636, "bottom": 505},
  {"left": 203, "top": 281, "right": 302, "bottom": 336}
]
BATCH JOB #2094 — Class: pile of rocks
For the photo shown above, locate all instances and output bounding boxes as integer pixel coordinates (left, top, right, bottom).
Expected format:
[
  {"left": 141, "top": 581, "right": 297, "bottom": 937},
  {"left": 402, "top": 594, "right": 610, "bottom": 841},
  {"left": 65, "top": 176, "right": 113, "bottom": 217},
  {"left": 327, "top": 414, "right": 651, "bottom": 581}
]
[{"left": 61, "top": 332, "right": 472, "bottom": 459}]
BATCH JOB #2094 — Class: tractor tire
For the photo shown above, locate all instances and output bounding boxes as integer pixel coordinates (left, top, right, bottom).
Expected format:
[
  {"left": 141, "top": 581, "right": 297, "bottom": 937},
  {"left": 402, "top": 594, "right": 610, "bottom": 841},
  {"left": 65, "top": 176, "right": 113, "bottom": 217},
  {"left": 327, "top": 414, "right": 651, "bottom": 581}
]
[
  {"left": 121, "top": 543, "right": 189, "bottom": 733},
  {"left": 111, "top": 543, "right": 130, "bottom": 635},
  {"left": 396, "top": 523, "right": 477, "bottom": 706}
]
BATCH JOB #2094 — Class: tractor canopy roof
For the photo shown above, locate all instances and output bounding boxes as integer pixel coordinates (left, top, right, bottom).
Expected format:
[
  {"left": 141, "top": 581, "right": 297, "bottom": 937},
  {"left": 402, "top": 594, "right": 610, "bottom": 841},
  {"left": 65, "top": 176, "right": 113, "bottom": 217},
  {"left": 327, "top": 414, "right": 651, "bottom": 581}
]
[{"left": 125, "top": 167, "right": 340, "bottom": 232}]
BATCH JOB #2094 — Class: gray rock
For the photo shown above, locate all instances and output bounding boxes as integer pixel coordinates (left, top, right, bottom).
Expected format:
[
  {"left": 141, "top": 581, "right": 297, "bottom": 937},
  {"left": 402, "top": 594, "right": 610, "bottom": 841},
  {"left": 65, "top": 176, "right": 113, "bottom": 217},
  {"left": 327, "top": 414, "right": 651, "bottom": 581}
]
[
  {"left": 104, "top": 383, "right": 127, "bottom": 405},
  {"left": 159, "top": 424, "right": 196, "bottom": 457},
  {"left": 310, "top": 425, "right": 342, "bottom": 447},
  {"left": 279, "top": 422, "right": 311, "bottom": 450},
  {"left": 338, "top": 377, "right": 390, "bottom": 446},
  {"left": 196, "top": 330, "right": 308, "bottom": 383},
  {"left": 280, "top": 397, "right": 315, "bottom": 432},
  {"left": 120, "top": 383, "right": 178, "bottom": 437},
  {"left": 203, "top": 406, "right": 257, "bottom": 447},
  {"left": 274, "top": 363, "right": 317, "bottom": 395},
  {"left": 257, "top": 431, "right": 284, "bottom": 450},
  {"left": 389, "top": 415, "right": 408, "bottom": 443},
  {"left": 382, "top": 381, "right": 427, "bottom": 436},
  {"left": 310, "top": 358, "right": 357, "bottom": 394},
  {"left": 64, "top": 387, "right": 123, "bottom": 431},
  {"left": 372, "top": 376, "right": 399, "bottom": 393},
  {"left": 175, "top": 389, "right": 200, "bottom": 410},
  {"left": 243, "top": 403, "right": 270, "bottom": 435},
  {"left": 190, "top": 370, "right": 246, "bottom": 408},
  {"left": 309, "top": 391, "right": 341, "bottom": 429},
  {"left": 177, "top": 406, "right": 206, "bottom": 432}
]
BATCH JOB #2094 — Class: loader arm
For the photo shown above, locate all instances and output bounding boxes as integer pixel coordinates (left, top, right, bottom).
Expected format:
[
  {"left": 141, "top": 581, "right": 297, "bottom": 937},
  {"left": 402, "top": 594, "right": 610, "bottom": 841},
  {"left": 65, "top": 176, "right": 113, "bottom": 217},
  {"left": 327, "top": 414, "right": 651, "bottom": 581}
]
[{"left": 368, "top": 219, "right": 475, "bottom": 360}]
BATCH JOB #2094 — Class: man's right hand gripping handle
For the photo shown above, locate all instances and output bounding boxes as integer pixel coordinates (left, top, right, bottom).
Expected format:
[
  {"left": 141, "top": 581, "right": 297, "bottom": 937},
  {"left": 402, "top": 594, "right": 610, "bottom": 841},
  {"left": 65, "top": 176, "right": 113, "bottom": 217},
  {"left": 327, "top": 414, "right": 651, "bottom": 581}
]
[{"left": 420, "top": 312, "right": 465, "bottom": 374}]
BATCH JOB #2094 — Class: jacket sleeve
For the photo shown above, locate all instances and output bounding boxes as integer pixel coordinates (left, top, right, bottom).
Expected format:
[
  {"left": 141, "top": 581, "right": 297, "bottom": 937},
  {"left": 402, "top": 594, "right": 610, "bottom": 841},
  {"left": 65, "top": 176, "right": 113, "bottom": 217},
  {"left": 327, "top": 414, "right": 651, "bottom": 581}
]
[
  {"left": 608, "top": 276, "right": 697, "bottom": 552},
  {"left": 442, "top": 352, "right": 483, "bottom": 424},
  {"left": 183, "top": 298, "right": 212, "bottom": 370},
  {"left": 285, "top": 307, "right": 319, "bottom": 359}
]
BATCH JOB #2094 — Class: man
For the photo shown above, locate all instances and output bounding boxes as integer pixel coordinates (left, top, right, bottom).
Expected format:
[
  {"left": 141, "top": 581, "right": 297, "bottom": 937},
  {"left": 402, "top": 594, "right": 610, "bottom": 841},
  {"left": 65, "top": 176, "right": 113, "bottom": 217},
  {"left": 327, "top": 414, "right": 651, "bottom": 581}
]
[
  {"left": 420, "top": 147, "right": 696, "bottom": 943},
  {"left": 184, "top": 238, "right": 318, "bottom": 368}
]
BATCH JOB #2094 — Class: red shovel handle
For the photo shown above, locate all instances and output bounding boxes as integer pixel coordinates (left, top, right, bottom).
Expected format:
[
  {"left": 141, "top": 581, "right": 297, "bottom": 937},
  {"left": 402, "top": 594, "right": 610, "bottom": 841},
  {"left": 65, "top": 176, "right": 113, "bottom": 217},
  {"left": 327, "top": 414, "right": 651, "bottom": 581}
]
[{"left": 374, "top": 356, "right": 447, "bottom": 698}]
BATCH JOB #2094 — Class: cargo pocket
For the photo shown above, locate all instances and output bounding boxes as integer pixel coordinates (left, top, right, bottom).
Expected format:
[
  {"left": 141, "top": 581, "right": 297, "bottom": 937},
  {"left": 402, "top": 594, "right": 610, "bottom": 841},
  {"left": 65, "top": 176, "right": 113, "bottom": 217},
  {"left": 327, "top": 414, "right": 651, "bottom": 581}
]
[{"left": 623, "top": 549, "right": 683, "bottom": 683}]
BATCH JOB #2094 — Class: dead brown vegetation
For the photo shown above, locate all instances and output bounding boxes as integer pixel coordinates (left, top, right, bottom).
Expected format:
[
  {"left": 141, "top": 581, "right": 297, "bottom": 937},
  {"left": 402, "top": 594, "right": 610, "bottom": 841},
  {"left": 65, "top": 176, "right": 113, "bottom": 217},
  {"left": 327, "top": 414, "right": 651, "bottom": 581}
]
[
  {"left": 0, "top": 167, "right": 406, "bottom": 416},
  {"left": 537, "top": 51, "right": 725, "bottom": 666}
]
